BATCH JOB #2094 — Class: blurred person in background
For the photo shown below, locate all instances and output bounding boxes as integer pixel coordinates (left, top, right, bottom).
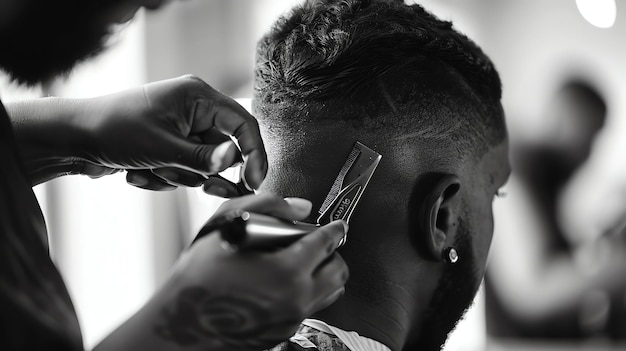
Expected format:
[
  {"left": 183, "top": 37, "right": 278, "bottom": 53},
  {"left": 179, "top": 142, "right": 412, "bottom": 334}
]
[
  {"left": 251, "top": 0, "right": 510, "bottom": 350},
  {"left": 0, "top": 0, "right": 349, "bottom": 350},
  {"left": 486, "top": 79, "right": 626, "bottom": 340}
]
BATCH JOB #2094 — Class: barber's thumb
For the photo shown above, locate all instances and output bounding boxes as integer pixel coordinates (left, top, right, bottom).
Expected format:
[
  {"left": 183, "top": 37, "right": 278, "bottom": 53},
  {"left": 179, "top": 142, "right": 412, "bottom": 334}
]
[
  {"left": 315, "top": 287, "right": 346, "bottom": 312},
  {"left": 175, "top": 139, "right": 240, "bottom": 175}
]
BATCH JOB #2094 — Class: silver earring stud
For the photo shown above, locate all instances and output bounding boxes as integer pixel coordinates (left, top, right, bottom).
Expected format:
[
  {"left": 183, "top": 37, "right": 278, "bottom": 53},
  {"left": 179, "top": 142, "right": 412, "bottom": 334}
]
[{"left": 443, "top": 247, "right": 459, "bottom": 264}]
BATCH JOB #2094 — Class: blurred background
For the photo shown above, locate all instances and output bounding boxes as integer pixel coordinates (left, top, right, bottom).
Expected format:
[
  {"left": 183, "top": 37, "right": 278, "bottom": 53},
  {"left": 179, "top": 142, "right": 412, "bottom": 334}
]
[{"left": 2, "top": 0, "right": 626, "bottom": 350}]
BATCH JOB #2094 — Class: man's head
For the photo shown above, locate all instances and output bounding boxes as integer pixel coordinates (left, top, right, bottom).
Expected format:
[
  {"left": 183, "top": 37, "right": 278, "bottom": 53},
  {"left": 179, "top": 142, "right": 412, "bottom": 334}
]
[
  {"left": 253, "top": 0, "right": 510, "bottom": 349},
  {"left": 0, "top": 0, "right": 164, "bottom": 85}
]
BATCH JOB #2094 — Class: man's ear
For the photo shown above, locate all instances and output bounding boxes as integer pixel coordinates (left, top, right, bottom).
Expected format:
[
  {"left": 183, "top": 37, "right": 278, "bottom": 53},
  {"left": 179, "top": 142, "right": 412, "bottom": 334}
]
[{"left": 417, "top": 174, "right": 461, "bottom": 262}]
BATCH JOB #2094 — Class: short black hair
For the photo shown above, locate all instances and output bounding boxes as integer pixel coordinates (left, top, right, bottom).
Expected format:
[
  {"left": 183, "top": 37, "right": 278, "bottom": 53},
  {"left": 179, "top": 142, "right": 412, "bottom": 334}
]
[
  {"left": 254, "top": 0, "right": 506, "bottom": 158},
  {"left": 0, "top": 0, "right": 127, "bottom": 85}
]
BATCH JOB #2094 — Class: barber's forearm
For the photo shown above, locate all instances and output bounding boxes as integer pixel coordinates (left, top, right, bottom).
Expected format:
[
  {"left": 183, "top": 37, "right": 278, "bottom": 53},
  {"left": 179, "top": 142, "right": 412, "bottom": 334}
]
[
  {"left": 93, "top": 312, "right": 228, "bottom": 351},
  {"left": 6, "top": 97, "right": 90, "bottom": 186},
  {"left": 92, "top": 285, "right": 232, "bottom": 351}
]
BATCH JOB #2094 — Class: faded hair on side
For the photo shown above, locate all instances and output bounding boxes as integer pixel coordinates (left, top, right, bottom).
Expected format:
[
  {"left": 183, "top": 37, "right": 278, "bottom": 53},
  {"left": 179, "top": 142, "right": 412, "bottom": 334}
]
[{"left": 254, "top": 0, "right": 506, "bottom": 158}]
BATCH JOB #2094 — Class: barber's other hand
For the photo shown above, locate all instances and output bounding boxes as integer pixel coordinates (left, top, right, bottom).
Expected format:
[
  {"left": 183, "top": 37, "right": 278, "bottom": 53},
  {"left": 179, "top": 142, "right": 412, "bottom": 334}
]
[
  {"left": 156, "top": 193, "right": 349, "bottom": 350},
  {"left": 82, "top": 75, "right": 266, "bottom": 194}
]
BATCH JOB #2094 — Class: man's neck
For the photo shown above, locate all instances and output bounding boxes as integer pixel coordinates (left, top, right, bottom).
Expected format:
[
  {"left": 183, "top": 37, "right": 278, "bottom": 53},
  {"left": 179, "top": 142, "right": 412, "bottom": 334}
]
[{"left": 310, "top": 281, "right": 422, "bottom": 351}]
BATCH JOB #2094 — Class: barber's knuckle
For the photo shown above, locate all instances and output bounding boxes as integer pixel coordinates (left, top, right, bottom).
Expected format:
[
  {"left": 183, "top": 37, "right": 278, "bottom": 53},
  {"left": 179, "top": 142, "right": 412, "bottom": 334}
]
[
  {"left": 320, "top": 229, "right": 337, "bottom": 253},
  {"left": 179, "top": 74, "right": 215, "bottom": 93},
  {"left": 259, "top": 192, "right": 278, "bottom": 201},
  {"left": 241, "top": 116, "right": 254, "bottom": 128},
  {"left": 290, "top": 273, "right": 310, "bottom": 293},
  {"left": 288, "top": 269, "right": 306, "bottom": 287},
  {"left": 231, "top": 118, "right": 250, "bottom": 138},
  {"left": 181, "top": 73, "right": 202, "bottom": 83},
  {"left": 288, "top": 241, "right": 305, "bottom": 256},
  {"left": 273, "top": 255, "right": 297, "bottom": 276},
  {"left": 192, "top": 144, "right": 210, "bottom": 164}
]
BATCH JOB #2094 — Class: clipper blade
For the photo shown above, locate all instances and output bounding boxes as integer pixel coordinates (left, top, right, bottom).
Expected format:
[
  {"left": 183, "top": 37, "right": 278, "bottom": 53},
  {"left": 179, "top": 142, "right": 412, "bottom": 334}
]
[{"left": 316, "top": 142, "right": 382, "bottom": 226}]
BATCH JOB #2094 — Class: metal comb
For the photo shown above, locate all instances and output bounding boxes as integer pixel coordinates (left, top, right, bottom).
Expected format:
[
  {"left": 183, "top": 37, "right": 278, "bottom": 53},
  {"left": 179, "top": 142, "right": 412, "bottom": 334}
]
[{"left": 193, "top": 141, "right": 382, "bottom": 250}]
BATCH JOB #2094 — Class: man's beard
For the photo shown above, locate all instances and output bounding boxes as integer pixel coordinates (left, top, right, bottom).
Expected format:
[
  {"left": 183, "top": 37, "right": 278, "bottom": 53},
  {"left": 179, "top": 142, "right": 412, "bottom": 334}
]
[
  {"left": 408, "top": 218, "right": 483, "bottom": 350},
  {"left": 0, "top": 0, "right": 124, "bottom": 85}
]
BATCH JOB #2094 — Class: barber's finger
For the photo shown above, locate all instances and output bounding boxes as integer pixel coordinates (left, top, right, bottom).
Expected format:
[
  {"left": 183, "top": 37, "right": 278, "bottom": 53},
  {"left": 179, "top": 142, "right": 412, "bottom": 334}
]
[
  {"left": 283, "top": 197, "right": 313, "bottom": 221},
  {"left": 194, "top": 130, "right": 244, "bottom": 167},
  {"left": 313, "top": 287, "right": 346, "bottom": 313},
  {"left": 252, "top": 196, "right": 311, "bottom": 220},
  {"left": 212, "top": 104, "right": 267, "bottom": 191},
  {"left": 151, "top": 167, "right": 205, "bottom": 187},
  {"left": 172, "top": 137, "right": 241, "bottom": 176},
  {"left": 203, "top": 175, "right": 248, "bottom": 198},
  {"left": 185, "top": 76, "right": 267, "bottom": 190},
  {"left": 81, "top": 163, "right": 121, "bottom": 178},
  {"left": 285, "top": 220, "right": 348, "bottom": 266},
  {"left": 63, "top": 161, "right": 120, "bottom": 178},
  {"left": 126, "top": 169, "right": 177, "bottom": 191},
  {"left": 313, "top": 252, "right": 350, "bottom": 302},
  {"left": 195, "top": 127, "right": 233, "bottom": 145},
  {"left": 187, "top": 132, "right": 240, "bottom": 164},
  {"left": 215, "top": 193, "right": 312, "bottom": 221},
  {"left": 310, "top": 253, "right": 349, "bottom": 312}
]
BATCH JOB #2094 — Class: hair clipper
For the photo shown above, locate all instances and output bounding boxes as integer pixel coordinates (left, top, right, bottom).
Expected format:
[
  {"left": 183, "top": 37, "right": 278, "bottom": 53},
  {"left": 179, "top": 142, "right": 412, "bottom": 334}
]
[{"left": 192, "top": 142, "right": 382, "bottom": 250}]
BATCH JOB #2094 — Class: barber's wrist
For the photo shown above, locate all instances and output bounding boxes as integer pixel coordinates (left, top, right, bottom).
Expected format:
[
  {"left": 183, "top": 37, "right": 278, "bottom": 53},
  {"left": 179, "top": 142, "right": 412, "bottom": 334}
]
[{"left": 7, "top": 97, "right": 93, "bottom": 185}]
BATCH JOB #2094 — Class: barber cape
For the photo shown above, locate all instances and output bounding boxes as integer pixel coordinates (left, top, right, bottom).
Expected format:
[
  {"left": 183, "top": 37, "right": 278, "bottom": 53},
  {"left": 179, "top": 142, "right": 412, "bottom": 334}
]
[{"left": 268, "top": 319, "right": 391, "bottom": 351}]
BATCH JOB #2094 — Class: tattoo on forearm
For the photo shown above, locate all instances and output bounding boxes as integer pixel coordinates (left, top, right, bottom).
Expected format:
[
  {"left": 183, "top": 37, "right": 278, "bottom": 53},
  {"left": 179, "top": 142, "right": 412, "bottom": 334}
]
[{"left": 154, "top": 286, "right": 278, "bottom": 349}]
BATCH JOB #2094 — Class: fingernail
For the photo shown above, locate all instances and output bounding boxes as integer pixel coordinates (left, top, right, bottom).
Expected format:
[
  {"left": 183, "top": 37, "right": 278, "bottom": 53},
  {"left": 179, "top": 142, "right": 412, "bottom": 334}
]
[
  {"left": 203, "top": 183, "right": 228, "bottom": 197},
  {"left": 339, "top": 220, "right": 349, "bottom": 233},
  {"left": 334, "top": 220, "right": 348, "bottom": 248},
  {"left": 284, "top": 197, "right": 312, "bottom": 217},
  {"left": 153, "top": 169, "right": 178, "bottom": 181},
  {"left": 210, "top": 141, "right": 237, "bottom": 173},
  {"left": 243, "top": 149, "right": 266, "bottom": 190},
  {"left": 128, "top": 174, "right": 148, "bottom": 187}
]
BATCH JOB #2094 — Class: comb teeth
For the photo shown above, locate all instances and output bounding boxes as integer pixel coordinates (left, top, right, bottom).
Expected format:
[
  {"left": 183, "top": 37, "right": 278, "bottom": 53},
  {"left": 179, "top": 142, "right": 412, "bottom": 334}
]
[{"left": 318, "top": 146, "right": 361, "bottom": 215}]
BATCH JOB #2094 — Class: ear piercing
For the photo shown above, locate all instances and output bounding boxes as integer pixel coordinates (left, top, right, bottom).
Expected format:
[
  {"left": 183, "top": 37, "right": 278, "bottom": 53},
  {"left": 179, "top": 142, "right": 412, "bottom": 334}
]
[{"left": 443, "top": 247, "right": 459, "bottom": 264}]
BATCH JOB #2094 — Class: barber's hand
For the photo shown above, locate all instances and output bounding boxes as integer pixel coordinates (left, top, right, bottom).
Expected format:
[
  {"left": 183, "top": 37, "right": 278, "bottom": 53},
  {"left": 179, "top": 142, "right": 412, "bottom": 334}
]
[
  {"left": 155, "top": 193, "right": 349, "bottom": 350},
  {"left": 81, "top": 75, "right": 266, "bottom": 195}
]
